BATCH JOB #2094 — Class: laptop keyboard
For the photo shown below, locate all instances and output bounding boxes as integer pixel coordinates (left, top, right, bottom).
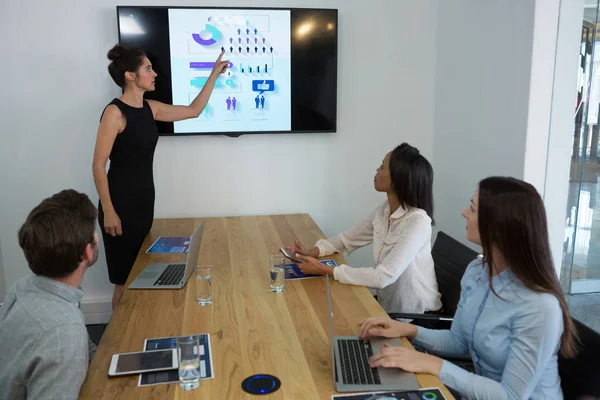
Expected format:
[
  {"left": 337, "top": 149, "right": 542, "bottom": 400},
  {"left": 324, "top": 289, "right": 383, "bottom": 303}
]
[
  {"left": 153, "top": 264, "right": 186, "bottom": 286},
  {"left": 338, "top": 339, "right": 381, "bottom": 385}
]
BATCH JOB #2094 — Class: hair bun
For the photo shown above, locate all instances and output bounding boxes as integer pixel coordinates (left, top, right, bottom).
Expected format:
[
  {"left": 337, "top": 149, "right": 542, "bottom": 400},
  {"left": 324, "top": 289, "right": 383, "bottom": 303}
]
[{"left": 107, "top": 45, "right": 126, "bottom": 61}]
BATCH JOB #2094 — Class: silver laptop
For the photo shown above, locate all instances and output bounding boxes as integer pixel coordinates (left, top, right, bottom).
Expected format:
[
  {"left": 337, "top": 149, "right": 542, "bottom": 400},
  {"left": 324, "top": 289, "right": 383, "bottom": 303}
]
[
  {"left": 326, "top": 275, "right": 420, "bottom": 392},
  {"left": 128, "top": 222, "right": 205, "bottom": 289}
]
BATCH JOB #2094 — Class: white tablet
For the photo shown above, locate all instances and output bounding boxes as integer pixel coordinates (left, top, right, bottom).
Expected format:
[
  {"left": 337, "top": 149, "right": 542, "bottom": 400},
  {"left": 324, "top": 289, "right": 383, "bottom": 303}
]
[{"left": 108, "top": 348, "right": 178, "bottom": 377}]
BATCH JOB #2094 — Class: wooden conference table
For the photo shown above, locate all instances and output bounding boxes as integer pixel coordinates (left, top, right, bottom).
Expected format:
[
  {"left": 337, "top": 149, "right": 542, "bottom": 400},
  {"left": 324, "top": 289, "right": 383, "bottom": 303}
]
[{"left": 80, "top": 214, "right": 454, "bottom": 399}]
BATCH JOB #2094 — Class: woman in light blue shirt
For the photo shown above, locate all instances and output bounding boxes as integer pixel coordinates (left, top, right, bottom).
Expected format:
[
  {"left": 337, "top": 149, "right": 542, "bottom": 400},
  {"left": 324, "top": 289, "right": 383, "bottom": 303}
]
[{"left": 358, "top": 177, "right": 578, "bottom": 399}]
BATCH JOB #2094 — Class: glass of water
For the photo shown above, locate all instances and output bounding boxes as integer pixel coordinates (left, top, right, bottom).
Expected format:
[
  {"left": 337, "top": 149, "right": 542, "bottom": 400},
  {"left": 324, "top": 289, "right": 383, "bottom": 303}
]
[
  {"left": 177, "top": 335, "right": 201, "bottom": 390},
  {"left": 270, "top": 254, "right": 285, "bottom": 293},
  {"left": 195, "top": 265, "right": 212, "bottom": 305}
]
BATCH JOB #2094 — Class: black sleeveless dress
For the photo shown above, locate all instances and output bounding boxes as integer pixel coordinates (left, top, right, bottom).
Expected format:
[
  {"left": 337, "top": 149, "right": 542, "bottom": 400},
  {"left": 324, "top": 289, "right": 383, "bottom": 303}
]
[{"left": 98, "top": 98, "right": 159, "bottom": 285}]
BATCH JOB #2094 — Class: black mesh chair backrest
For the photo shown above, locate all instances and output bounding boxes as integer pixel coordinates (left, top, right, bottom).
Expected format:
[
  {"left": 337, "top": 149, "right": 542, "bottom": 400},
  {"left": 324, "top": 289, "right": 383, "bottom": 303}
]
[
  {"left": 559, "top": 318, "right": 600, "bottom": 399},
  {"left": 432, "top": 231, "right": 479, "bottom": 317}
]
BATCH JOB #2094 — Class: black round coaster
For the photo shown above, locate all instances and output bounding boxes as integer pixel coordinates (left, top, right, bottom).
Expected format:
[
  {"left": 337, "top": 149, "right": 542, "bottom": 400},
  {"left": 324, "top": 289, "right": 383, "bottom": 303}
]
[{"left": 241, "top": 374, "right": 281, "bottom": 395}]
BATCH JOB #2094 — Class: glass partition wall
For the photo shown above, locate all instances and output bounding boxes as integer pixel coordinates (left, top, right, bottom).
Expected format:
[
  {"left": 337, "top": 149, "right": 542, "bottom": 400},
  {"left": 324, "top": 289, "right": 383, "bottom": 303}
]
[{"left": 562, "top": 0, "right": 600, "bottom": 295}]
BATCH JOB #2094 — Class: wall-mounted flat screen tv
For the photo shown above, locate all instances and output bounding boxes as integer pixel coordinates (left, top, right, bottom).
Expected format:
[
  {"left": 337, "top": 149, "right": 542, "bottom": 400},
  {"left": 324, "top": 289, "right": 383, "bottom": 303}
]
[{"left": 116, "top": 6, "right": 338, "bottom": 136}]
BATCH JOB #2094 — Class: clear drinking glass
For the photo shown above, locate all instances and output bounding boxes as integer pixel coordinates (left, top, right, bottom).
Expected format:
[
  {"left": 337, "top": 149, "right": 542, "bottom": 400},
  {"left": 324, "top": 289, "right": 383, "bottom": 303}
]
[
  {"left": 270, "top": 254, "right": 285, "bottom": 292},
  {"left": 195, "top": 265, "right": 212, "bottom": 305},
  {"left": 177, "top": 335, "right": 201, "bottom": 390}
]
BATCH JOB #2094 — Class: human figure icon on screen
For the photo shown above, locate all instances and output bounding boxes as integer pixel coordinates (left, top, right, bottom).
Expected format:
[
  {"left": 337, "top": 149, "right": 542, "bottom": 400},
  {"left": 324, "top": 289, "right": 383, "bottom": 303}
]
[
  {"left": 232, "top": 97, "right": 237, "bottom": 110},
  {"left": 260, "top": 95, "right": 265, "bottom": 109},
  {"left": 246, "top": 37, "right": 250, "bottom": 44},
  {"left": 255, "top": 95, "right": 260, "bottom": 109},
  {"left": 226, "top": 97, "right": 231, "bottom": 110},
  {"left": 262, "top": 37, "right": 266, "bottom": 44},
  {"left": 270, "top": 46, "right": 273, "bottom": 53}
]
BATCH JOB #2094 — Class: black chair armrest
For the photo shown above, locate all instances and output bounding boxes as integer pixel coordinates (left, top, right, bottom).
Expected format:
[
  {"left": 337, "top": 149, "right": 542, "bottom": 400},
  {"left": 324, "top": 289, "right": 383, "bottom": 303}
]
[{"left": 388, "top": 312, "right": 453, "bottom": 321}]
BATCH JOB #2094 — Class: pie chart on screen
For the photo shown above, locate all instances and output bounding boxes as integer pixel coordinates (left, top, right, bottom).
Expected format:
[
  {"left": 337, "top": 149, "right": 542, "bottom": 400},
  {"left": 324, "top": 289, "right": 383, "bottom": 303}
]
[{"left": 192, "top": 24, "right": 221, "bottom": 45}]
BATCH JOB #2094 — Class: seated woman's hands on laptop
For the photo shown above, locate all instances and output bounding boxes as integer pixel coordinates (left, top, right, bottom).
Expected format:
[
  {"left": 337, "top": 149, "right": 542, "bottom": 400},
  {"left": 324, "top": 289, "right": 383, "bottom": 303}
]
[
  {"left": 369, "top": 343, "right": 443, "bottom": 376},
  {"left": 358, "top": 317, "right": 418, "bottom": 340}
]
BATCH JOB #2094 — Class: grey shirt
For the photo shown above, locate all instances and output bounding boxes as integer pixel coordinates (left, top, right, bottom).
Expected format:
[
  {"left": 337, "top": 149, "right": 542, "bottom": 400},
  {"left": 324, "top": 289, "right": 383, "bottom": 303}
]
[{"left": 0, "top": 275, "right": 88, "bottom": 400}]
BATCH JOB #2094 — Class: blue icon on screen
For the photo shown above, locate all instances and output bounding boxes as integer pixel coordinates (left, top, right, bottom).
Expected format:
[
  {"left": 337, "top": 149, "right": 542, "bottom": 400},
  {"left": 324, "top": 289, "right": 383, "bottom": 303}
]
[{"left": 252, "top": 80, "right": 275, "bottom": 94}]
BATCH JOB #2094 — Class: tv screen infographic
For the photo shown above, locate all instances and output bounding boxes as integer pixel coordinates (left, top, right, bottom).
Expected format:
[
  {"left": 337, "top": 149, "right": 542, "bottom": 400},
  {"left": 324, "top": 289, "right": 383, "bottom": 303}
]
[{"left": 116, "top": 7, "right": 338, "bottom": 136}]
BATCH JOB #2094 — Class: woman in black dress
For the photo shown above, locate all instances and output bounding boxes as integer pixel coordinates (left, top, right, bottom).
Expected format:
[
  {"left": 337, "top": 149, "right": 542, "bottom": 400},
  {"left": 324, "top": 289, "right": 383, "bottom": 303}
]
[{"left": 93, "top": 45, "right": 228, "bottom": 309}]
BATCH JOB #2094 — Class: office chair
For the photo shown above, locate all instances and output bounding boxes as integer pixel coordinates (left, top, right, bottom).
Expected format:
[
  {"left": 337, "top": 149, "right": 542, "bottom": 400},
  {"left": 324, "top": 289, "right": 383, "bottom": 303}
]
[{"left": 559, "top": 318, "right": 600, "bottom": 399}]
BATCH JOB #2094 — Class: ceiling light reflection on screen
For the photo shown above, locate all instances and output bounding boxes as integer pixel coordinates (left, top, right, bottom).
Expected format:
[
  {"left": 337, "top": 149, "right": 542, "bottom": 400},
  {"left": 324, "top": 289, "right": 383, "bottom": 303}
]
[
  {"left": 297, "top": 22, "right": 313, "bottom": 37},
  {"left": 119, "top": 15, "right": 145, "bottom": 35}
]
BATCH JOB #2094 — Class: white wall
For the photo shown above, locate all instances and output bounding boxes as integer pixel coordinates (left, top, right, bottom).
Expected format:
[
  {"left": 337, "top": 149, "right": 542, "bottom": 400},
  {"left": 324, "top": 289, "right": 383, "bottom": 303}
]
[
  {"left": 432, "top": 0, "right": 536, "bottom": 246},
  {"left": 431, "top": 0, "right": 586, "bottom": 278},
  {"left": 0, "top": 0, "right": 438, "bottom": 317},
  {"left": 544, "top": 0, "right": 586, "bottom": 275},
  {"left": 431, "top": 0, "right": 586, "bottom": 277},
  {"left": 0, "top": 241, "right": 5, "bottom": 301},
  {"left": 524, "top": 0, "right": 561, "bottom": 194},
  {"left": 522, "top": 0, "right": 585, "bottom": 276}
]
